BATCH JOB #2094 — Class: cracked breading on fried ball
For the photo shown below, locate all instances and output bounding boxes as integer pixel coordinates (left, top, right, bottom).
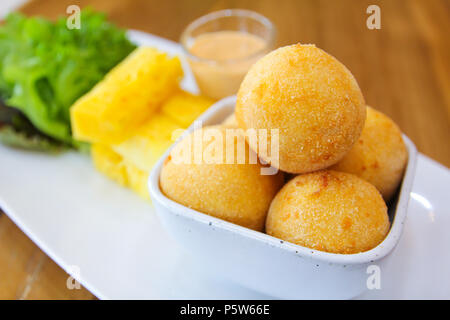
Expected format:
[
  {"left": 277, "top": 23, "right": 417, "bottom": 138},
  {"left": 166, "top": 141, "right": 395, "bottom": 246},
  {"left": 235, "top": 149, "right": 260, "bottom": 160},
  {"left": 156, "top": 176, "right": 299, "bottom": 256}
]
[
  {"left": 331, "top": 106, "right": 408, "bottom": 200},
  {"left": 160, "top": 125, "right": 284, "bottom": 231},
  {"left": 236, "top": 44, "right": 366, "bottom": 174},
  {"left": 266, "top": 170, "right": 390, "bottom": 254}
]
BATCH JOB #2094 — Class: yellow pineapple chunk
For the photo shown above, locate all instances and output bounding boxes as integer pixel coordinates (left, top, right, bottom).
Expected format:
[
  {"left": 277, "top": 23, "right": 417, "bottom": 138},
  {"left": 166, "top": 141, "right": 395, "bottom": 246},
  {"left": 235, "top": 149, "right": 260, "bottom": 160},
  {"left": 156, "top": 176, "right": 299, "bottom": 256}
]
[
  {"left": 161, "top": 91, "right": 214, "bottom": 127},
  {"left": 125, "top": 161, "right": 150, "bottom": 199},
  {"left": 70, "top": 47, "right": 183, "bottom": 144},
  {"left": 91, "top": 144, "right": 128, "bottom": 186},
  {"left": 91, "top": 144, "right": 150, "bottom": 200},
  {"left": 112, "top": 114, "right": 182, "bottom": 172}
]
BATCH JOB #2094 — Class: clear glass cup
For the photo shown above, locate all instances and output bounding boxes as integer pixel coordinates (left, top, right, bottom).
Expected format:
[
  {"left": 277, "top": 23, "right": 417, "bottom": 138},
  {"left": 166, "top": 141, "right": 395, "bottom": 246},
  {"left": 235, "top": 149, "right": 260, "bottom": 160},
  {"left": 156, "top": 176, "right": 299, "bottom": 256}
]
[{"left": 180, "top": 9, "right": 276, "bottom": 100}]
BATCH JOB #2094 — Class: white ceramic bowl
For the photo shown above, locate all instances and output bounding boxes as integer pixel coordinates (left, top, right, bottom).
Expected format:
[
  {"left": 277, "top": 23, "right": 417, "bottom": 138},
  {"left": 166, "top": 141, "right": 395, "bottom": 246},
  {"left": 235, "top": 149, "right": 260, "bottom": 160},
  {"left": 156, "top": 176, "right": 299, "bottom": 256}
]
[{"left": 149, "top": 96, "right": 418, "bottom": 299}]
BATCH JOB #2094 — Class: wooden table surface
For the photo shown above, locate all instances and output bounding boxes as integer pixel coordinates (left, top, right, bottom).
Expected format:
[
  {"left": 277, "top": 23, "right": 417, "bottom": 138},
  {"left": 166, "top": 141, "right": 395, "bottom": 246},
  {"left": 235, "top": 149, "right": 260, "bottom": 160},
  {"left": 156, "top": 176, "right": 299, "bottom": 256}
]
[{"left": 0, "top": 0, "right": 448, "bottom": 299}]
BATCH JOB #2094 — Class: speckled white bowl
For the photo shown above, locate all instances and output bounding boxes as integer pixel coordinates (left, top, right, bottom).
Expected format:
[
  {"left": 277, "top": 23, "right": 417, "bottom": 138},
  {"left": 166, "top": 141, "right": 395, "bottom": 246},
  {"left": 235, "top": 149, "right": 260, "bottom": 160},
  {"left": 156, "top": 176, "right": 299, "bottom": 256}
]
[{"left": 149, "top": 96, "right": 417, "bottom": 299}]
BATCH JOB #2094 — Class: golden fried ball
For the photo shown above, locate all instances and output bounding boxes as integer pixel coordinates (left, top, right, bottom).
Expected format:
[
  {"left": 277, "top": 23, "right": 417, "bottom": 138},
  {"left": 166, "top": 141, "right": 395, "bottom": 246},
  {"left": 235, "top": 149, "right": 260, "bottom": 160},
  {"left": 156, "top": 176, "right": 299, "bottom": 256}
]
[
  {"left": 266, "top": 170, "right": 390, "bottom": 254},
  {"left": 236, "top": 44, "right": 366, "bottom": 174},
  {"left": 160, "top": 125, "right": 284, "bottom": 231},
  {"left": 222, "top": 113, "right": 238, "bottom": 127},
  {"left": 331, "top": 106, "right": 407, "bottom": 200}
]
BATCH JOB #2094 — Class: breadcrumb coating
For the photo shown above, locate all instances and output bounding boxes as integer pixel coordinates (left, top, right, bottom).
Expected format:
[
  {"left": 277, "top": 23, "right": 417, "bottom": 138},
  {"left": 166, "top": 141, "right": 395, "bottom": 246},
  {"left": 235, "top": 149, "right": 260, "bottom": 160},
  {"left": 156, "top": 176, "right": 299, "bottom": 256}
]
[
  {"left": 331, "top": 106, "right": 408, "bottom": 200},
  {"left": 266, "top": 170, "right": 389, "bottom": 254},
  {"left": 236, "top": 44, "right": 366, "bottom": 174},
  {"left": 160, "top": 125, "right": 284, "bottom": 231}
]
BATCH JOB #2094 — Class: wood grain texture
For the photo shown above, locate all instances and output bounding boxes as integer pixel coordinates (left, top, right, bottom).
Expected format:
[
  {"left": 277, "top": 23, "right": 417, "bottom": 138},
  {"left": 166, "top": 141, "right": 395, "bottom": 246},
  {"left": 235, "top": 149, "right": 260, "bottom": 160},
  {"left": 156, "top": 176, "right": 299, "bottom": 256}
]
[
  {"left": 0, "top": 0, "right": 448, "bottom": 299},
  {"left": 0, "top": 212, "right": 95, "bottom": 299}
]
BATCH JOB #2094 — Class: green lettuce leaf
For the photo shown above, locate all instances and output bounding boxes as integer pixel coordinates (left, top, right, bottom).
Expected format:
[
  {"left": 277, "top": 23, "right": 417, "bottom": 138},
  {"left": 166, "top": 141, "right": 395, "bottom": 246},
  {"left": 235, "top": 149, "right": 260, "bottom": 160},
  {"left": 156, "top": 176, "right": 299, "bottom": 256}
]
[
  {"left": 0, "top": 9, "right": 136, "bottom": 149},
  {"left": 0, "top": 100, "right": 65, "bottom": 152}
]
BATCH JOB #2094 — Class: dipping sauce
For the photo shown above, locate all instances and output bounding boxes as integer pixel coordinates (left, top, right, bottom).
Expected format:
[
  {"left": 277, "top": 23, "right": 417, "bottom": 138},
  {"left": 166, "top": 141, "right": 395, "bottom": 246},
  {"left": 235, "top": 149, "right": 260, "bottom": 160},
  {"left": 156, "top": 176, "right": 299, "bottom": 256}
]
[{"left": 187, "top": 31, "right": 268, "bottom": 100}]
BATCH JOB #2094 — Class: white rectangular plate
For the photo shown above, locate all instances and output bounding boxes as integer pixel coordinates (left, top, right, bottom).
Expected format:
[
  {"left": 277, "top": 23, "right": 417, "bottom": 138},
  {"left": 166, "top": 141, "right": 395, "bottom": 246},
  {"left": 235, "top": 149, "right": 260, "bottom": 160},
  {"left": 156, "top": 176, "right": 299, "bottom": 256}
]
[{"left": 0, "top": 30, "right": 449, "bottom": 299}]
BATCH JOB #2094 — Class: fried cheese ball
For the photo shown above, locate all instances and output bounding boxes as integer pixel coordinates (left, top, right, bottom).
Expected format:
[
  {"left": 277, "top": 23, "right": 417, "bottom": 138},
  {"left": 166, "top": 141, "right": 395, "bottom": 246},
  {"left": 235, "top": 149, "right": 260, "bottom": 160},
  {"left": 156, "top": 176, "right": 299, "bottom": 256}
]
[
  {"left": 236, "top": 44, "right": 366, "bottom": 174},
  {"left": 266, "top": 170, "right": 390, "bottom": 254},
  {"left": 331, "top": 106, "right": 408, "bottom": 200},
  {"left": 160, "top": 125, "right": 284, "bottom": 231}
]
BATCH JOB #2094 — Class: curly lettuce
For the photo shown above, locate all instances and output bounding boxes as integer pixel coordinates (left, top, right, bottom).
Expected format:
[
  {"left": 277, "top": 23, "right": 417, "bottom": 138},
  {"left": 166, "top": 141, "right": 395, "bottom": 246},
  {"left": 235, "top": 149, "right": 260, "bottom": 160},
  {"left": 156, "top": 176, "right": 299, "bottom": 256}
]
[{"left": 0, "top": 9, "right": 136, "bottom": 149}]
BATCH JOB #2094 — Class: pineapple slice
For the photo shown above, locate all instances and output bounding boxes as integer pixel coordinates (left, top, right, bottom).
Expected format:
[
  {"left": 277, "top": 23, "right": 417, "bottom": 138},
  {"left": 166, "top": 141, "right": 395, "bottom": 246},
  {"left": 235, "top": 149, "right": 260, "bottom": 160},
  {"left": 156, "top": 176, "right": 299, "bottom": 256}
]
[
  {"left": 161, "top": 91, "right": 214, "bottom": 127},
  {"left": 91, "top": 144, "right": 128, "bottom": 186},
  {"left": 112, "top": 114, "right": 183, "bottom": 172},
  {"left": 124, "top": 161, "right": 150, "bottom": 199},
  {"left": 91, "top": 144, "right": 150, "bottom": 200},
  {"left": 70, "top": 47, "right": 183, "bottom": 144}
]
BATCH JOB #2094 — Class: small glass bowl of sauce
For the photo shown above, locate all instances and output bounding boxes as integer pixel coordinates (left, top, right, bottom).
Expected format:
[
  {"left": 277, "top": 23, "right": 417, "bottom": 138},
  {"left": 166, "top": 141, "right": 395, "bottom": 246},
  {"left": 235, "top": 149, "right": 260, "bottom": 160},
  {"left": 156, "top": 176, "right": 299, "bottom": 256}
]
[{"left": 181, "top": 9, "right": 276, "bottom": 100}]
